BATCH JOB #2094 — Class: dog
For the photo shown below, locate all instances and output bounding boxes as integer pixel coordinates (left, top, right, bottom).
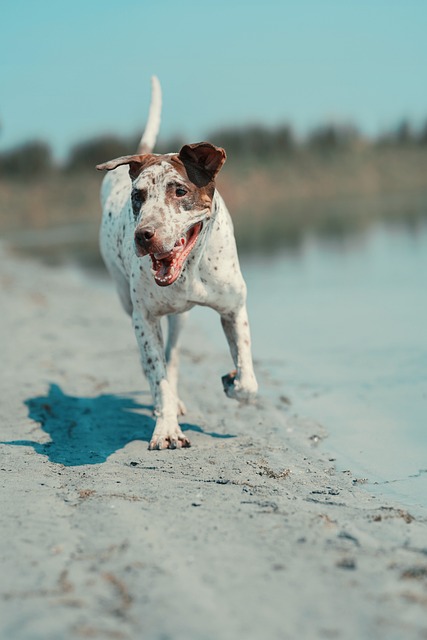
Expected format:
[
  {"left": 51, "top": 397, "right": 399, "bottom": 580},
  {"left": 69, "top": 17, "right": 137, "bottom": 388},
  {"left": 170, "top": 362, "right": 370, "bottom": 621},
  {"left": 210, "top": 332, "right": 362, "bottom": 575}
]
[{"left": 97, "top": 76, "right": 258, "bottom": 450}]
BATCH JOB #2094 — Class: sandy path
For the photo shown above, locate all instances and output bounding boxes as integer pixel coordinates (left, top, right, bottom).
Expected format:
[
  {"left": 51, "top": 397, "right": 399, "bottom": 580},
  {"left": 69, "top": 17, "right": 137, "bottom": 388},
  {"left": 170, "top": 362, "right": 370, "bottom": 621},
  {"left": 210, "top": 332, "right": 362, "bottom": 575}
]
[{"left": 1, "top": 247, "right": 427, "bottom": 640}]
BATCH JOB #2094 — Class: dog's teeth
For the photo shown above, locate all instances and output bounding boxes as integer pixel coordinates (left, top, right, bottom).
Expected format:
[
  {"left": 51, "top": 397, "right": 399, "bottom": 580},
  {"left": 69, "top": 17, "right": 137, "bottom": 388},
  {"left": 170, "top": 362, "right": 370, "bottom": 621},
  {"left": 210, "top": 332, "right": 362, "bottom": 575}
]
[
  {"left": 170, "top": 266, "right": 175, "bottom": 275},
  {"left": 150, "top": 268, "right": 156, "bottom": 276}
]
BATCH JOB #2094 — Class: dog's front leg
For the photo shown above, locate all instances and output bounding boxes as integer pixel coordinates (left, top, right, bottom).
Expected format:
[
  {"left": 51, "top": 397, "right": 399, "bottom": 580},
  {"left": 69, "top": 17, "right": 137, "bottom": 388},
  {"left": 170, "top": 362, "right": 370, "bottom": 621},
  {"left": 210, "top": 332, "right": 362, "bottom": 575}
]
[
  {"left": 132, "top": 311, "right": 190, "bottom": 450},
  {"left": 220, "top": 305, "right": 258, "bottom": 402},
  {"left": 165, "top": 313, "right": 187, "bottom": 416}
]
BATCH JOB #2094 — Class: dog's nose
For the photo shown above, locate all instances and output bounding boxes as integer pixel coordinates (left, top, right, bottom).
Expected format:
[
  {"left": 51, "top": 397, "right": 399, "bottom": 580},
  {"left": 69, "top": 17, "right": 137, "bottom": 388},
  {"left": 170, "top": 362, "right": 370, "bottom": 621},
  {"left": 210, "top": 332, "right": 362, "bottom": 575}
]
[
  {"left": 140, "top": 228, "right": 155, "bottom": 241},
  {"left": 135, "top": 227, "right": 156, "bottom": 247}
]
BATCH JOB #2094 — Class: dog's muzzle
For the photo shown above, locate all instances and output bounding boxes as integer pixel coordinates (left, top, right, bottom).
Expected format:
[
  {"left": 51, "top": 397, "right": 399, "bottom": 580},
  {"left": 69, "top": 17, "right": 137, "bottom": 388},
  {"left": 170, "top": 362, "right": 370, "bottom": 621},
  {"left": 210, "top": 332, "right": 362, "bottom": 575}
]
[{"left": 134, "top": 222, "right": 203, "bottom": 286}]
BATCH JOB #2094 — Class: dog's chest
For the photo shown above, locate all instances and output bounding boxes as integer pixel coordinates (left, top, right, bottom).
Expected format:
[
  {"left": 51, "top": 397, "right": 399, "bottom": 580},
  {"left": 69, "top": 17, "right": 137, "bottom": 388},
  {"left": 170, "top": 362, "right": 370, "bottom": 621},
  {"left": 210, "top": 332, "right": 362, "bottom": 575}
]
[{"left": 130, "top": 256, "right": 211, "bottom": 315}]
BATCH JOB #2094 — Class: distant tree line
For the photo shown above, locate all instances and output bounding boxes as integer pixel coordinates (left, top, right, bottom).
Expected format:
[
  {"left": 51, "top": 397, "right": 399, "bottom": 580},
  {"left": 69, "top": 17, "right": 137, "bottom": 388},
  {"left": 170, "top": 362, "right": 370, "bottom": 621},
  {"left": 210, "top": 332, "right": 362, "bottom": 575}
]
[
  {"left": 1, "top": 119, "right": 427, "bottom": 179},
  {"left": 0, "top": 141, "right": 53, "bottom": 178}
]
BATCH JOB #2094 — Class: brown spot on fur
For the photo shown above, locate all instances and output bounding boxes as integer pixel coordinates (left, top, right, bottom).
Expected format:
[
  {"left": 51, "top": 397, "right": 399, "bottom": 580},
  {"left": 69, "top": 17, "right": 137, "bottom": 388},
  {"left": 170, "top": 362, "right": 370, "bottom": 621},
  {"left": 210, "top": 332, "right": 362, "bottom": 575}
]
[
  {"left": 164, "top": 172, "right": 214, "bottom": 216},
  {"left": 178, "top": 142, "right": 226, "bottom": 186},
  {"left": 97, "top": 154, "right": 153, "bottom": 180}
]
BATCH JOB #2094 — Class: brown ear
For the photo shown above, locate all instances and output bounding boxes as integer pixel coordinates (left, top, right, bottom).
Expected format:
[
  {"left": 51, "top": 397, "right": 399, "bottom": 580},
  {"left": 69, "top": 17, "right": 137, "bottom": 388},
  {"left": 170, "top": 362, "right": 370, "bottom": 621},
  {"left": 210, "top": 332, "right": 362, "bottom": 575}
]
[
  {"left": 96, "top": 154, "right": 151, "bottom": 180},
  {"left": 178, "top": 142, "right": 226, "bottom": 187}
]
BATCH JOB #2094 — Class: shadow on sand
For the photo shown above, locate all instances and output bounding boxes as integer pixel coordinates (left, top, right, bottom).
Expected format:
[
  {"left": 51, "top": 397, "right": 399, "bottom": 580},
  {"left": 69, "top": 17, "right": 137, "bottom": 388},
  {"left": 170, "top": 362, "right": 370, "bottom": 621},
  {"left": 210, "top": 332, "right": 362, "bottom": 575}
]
[{"left": 2, "top": 383, "right": 235, "bottom": 466}]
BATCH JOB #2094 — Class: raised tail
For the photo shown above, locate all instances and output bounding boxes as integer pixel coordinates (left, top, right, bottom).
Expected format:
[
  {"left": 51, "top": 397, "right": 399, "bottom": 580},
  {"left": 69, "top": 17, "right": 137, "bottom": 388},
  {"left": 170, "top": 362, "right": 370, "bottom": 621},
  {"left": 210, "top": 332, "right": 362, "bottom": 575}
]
[{"left": 137, "top": 76, "right": 162, "bottom": 153}]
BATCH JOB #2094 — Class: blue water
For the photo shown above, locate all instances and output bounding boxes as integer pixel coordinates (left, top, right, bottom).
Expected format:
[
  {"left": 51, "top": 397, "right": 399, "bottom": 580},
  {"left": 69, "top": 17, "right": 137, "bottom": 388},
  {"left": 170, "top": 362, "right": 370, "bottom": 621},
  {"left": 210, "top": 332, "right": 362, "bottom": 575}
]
[{"left": 193, "top": 221, "right": 427, "bottom": 510}]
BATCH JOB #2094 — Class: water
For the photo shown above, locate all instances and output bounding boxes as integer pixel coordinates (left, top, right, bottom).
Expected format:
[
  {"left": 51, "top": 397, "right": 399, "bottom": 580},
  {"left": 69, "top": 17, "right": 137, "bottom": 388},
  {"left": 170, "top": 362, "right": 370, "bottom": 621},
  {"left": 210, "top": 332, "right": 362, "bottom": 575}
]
[{"left": 193, "top": 221, "right": 427, "bottom": 510}]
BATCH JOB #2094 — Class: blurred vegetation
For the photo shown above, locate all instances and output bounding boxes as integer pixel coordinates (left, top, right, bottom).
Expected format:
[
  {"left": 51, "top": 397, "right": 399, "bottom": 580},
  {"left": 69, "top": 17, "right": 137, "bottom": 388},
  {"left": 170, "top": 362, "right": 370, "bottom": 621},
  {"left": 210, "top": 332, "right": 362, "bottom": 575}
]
[
  {"left": 209, "top": 124, "right": 295, "bottom": 158},
  {"left": 0, "top": 141, "right": 53, "bottom": 179},
  {"left": 1, "top": 118, "right": 427, "bottom": 267},
  {"left": 65, "top": 135, "right": 130, "bottom": 173}
]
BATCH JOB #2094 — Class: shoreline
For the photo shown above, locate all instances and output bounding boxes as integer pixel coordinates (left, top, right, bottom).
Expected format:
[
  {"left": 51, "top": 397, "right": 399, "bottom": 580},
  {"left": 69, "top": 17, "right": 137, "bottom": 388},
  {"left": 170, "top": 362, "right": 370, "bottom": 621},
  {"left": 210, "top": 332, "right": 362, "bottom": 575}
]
[{"left": 1, "top": 246, "right": 427, "bottom": 639}]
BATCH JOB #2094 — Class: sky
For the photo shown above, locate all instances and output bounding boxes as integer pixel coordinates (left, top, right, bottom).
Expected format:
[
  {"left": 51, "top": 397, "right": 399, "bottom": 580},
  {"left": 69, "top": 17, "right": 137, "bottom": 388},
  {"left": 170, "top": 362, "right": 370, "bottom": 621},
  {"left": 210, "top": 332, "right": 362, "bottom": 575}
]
[{"left": 1, "top": 0, "right": 427, "bottom": 159}]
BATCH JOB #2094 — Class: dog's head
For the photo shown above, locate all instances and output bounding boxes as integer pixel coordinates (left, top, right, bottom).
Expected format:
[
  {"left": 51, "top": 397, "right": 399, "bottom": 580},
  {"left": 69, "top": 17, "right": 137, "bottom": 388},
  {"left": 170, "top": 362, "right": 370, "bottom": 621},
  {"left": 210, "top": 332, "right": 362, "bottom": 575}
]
[{"left": 97, "top": 142, "right": 226, "bottom": 287}]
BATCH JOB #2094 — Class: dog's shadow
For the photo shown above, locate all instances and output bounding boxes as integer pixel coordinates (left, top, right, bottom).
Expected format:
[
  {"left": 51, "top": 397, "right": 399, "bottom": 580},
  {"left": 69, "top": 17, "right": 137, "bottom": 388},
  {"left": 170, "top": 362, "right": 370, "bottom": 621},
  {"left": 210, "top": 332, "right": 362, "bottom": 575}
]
[{"left": 2, "top": 383, "right": 235, "bottom": 466}]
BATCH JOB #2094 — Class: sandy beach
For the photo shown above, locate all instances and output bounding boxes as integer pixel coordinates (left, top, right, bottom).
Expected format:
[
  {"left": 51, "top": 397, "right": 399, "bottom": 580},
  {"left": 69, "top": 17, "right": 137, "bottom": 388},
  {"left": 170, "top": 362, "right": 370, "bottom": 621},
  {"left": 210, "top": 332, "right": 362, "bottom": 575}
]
[{"left": 1, "top": 245, "right": 427, "bottom": 640}]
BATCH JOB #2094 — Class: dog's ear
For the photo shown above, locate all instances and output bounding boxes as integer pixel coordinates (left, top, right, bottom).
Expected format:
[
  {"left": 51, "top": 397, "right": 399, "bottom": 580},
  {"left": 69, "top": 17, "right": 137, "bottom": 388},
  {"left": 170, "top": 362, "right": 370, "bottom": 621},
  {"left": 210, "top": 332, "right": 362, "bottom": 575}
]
[
  {"left": 96, "top": 154, "right": 151, "bottom": 181},
  {"left": 178, "top": 142, "right": 226, "bottom": 187}
]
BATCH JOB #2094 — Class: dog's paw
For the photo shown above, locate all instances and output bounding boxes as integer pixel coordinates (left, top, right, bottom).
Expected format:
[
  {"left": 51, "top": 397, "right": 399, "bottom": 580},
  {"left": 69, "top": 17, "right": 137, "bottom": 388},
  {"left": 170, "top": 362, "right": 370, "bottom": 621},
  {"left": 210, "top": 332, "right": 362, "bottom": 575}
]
[
  {"left": 148, "top": 424, "right": 191, "bottom": 451},
  {"left": 222, "top": 370, "right": 258, "bottom": 403}
]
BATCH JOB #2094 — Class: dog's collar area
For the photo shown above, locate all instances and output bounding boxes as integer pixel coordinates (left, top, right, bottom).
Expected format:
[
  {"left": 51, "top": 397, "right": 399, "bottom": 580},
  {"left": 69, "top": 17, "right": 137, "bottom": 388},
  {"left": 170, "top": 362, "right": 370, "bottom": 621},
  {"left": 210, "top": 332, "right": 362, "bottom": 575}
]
[{"left": 149, "top": 221, "right": 203, "bottom": 286}]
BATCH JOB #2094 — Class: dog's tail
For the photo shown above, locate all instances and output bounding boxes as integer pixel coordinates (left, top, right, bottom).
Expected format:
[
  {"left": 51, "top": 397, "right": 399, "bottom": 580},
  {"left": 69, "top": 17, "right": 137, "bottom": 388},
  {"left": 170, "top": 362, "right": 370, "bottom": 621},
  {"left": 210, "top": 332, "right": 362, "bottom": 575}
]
[{"left": 137, "top": 76, "right": 162, "bottom": 154}]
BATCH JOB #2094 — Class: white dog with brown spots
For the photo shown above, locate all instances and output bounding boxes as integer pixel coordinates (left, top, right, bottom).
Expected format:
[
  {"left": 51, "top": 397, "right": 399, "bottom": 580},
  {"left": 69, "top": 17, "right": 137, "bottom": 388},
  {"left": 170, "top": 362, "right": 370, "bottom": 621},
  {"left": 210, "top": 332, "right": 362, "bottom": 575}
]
[{"left": 97, "top": 76, "right": 258, "bottom": 450}]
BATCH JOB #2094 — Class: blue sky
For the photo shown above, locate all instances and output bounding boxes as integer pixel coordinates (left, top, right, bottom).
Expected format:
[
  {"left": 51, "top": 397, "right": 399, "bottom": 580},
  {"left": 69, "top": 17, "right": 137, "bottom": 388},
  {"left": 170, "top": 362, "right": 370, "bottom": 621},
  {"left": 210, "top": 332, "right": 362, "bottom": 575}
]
[{"left": 1, "top": 0, "right": 427, "bottom": 158}]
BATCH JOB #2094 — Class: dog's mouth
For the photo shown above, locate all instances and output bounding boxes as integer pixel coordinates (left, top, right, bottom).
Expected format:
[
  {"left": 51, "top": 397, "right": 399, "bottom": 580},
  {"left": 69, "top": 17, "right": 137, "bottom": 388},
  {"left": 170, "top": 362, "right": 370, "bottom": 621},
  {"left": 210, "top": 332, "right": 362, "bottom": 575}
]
[{"left": 149, "top": 221, "right": 203, "bottom": 287}]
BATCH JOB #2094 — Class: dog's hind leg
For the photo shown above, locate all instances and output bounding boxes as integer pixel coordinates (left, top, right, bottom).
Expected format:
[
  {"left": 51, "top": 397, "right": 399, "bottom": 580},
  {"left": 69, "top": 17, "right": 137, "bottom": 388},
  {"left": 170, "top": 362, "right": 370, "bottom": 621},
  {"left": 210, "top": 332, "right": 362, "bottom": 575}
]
[{"left": 165, "top": 313, "right": 187, "bottom": 416}]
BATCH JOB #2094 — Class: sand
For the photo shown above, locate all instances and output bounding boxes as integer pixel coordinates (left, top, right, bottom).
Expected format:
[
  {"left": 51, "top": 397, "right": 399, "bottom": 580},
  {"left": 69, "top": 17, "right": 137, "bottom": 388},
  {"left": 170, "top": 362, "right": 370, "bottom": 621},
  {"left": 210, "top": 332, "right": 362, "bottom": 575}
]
[{"left": 1, "top": 245, "right": 427, "bottom": 640}]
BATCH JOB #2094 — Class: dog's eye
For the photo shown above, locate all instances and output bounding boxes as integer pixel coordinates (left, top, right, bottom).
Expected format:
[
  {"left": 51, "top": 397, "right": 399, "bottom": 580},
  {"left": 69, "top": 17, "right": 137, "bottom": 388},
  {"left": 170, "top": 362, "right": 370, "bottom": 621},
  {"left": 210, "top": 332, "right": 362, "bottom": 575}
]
[
  {"left": 131, "top": 189, "right": 147, "bottom": 214},
  {"left": 175, "top": 187, "right": 187, "bottom": 197}
]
